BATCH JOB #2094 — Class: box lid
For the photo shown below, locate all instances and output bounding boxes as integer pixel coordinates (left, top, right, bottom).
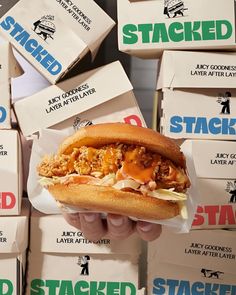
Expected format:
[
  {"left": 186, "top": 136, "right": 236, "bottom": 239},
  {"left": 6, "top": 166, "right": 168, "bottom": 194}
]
[
  {"left": 0, "top": 40, "right": 23, "bottom": 78},
  {"left": 0, "top": 199, "right": 30, "bottom": 254},
  {"left": 14, "top": 61, "right": 133, "bottom": 137},
  {"left": 30, "top": 209, "right": 141, "bottom": 255},
  {"left": 157, "top": 51, "right": 236, "bottom": 90}
]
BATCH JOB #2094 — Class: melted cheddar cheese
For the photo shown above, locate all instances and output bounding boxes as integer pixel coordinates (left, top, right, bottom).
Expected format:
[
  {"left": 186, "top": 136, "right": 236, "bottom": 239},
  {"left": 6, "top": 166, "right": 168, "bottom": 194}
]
[{"left": 121, "top": 148, "right": 160, "bottom": 184}]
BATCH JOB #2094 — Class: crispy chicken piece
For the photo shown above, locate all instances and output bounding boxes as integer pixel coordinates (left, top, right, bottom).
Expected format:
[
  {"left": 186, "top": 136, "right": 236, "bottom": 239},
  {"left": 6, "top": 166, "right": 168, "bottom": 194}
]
[
  {"left": 37, "top": 144, "right": 190, "bottom": 191},
  {"left": 37, "top": 154, "right": 74, "bottom": 177}
]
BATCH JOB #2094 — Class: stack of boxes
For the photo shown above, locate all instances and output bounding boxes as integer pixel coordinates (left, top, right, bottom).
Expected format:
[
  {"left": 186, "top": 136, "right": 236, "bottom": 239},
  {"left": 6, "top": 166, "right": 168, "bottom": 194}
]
[
  {"left": 0, "top": 37, "right": 30, "bottom": 295},
  {"left": 0, "top": 0, "right": 147, "bottom": 293},
  {"left": 1, "top": 0, "right": 236, "bottom": 293},
  {"left": 117, "top": 0, "right": 236, "bottom": 293},
  {"left": 148, "top": 51, "right": 236, "bottom": 293}
]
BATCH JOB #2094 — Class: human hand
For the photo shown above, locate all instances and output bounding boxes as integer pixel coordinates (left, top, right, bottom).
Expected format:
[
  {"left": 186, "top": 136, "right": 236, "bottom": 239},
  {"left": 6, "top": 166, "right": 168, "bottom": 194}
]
[{"left": 62, "top": 212, "right": 162, "bottom": 242}]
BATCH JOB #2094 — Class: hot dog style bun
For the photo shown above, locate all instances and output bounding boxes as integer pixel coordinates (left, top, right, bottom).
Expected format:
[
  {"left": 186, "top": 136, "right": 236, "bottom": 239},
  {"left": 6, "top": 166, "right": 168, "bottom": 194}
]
[{"left": 38, "top": 123, "right": 191, "bottom": 220}]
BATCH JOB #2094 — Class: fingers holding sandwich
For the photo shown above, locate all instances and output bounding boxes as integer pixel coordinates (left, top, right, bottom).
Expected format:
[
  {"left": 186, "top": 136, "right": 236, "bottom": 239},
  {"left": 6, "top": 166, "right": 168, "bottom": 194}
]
[
  {"left": 62, "top": 211, "right": 161, "bottom": 242},
  {"left": 80, "top": 213, "right": 107, "bottom": 241},
  {"left": 62, "top": 212, "right": 107, "bottom": 241},
  {"left": 136, "top": 220, "right": 162, "bottom": 241},
  {"left": 107, "top": 214, "right": 135, "bottom": 240}
]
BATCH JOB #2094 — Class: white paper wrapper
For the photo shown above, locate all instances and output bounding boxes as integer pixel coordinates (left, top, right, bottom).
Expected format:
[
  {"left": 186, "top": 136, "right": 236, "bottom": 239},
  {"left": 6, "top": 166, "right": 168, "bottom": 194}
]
[{"left": 28, "top": 129, "right": 198, "bottom": 232}]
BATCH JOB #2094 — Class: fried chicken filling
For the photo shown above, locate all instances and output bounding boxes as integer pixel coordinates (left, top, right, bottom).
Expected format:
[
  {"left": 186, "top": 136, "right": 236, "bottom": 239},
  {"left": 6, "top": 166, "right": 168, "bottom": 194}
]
[{"left": 38, "top": 144, "right": 190, "bottom": 192}]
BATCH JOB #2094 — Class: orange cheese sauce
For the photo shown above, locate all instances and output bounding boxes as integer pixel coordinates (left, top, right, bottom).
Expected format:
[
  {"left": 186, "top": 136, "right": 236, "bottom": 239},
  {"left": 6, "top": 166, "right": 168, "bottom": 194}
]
[{"left": 121, "top": 148, "right": 160, "bottom": 184}]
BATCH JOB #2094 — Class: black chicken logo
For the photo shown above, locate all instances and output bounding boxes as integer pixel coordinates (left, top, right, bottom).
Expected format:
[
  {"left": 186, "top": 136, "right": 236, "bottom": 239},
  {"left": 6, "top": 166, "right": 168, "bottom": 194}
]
[{"left": 33, "top": 15, "right": 56, "bottom": 42}]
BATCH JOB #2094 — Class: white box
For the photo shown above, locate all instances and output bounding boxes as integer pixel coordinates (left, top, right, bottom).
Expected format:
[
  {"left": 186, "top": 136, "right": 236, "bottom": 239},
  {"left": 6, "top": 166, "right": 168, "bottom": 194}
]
[
  {"left": 118, "top": 0, "right": 236, "bottom": 58},
  {"left": 0, "top": 200, "right": 30, "bottom": 295},
  {"left": 0, "top": 40, "right": 22, "bottom": 129},
  {"left": 14, "top": 61, "right": 146, "bottom": 138},
  {"left": 148, "top": 229, "right": 236, "bottom": 295},
  {"left": 181, "top": 140, "right": 236, "bottom": 230},
  {"left": 26, "top": 210, "right": 142, "bottom": 295},
  {"left": 0, "top": 0, "right": 115, "bottom": 84},
  {"left": 156, "top": 50, "right": 236, "bottom": 140},
  {"left": 0, "top": 129, "right": 23, "bottom": 216}
]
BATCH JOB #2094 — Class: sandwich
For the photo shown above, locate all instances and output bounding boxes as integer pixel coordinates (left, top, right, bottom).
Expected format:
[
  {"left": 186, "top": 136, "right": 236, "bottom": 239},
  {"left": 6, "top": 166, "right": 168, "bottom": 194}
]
[
  {"left": 38, "top": 20, "right": 56, "bottom": 35},
  {"left": 37, "top": 123, "right": 191, "bottom": 220}
]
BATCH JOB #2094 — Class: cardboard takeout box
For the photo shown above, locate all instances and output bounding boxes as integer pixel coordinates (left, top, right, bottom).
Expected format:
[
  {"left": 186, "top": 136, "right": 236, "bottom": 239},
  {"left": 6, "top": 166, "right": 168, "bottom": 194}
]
[
  {"left": 0, "top": 0, "right": 115, "bottom": 84},
  {"left": 155, "top": 50, "right": 236, "bottom": 140},
  {"left": 148, "top": 228, "right": 236, "bottom": 295},
  {"left": 118, "top": 0, "right": 236, "bottom": 58},
  {"left": 181, "top": 140, "right": 236, "bottom": 230}
]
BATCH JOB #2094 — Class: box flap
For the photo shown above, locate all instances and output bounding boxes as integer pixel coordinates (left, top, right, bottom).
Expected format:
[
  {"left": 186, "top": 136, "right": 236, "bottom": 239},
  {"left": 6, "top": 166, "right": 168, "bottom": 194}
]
[
  {"left": 48, "top": 0, "right": 115, "bottom": 59},
  {"left": 30, "top": 210, "right": 141, "bottom": 255},
  {"left": 181, "top": 140, "right": 236, "bottom": 179},
  {"left": 0, "top": 40, "right": 23, "bottom": 128},
  {"left": 8, "top": 44, "right": 24, "bottom": 78},
  {"left": 0, "top": 199, "right": 30, "bottom": 254},
  {"left": 157, "top": 51, "right": 236, "bottom": 90},
  {"left": 14, "top": 61, "right": 133, "bottom": 137},
  {"left": 148, "top": 228, "right": 236, "bottom": 275},
  {"left": 0, "top": 41, "right": 23, "bottom": 79}
]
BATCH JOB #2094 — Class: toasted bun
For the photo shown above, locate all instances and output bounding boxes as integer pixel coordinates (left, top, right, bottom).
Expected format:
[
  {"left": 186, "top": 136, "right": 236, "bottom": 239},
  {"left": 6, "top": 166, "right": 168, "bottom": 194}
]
[
  {"left": 48, "top": 183, "right": 180, "bottom": 220},
  {"left": 58, "top": 123, "right": 186, "bottom": 168}
]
